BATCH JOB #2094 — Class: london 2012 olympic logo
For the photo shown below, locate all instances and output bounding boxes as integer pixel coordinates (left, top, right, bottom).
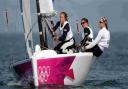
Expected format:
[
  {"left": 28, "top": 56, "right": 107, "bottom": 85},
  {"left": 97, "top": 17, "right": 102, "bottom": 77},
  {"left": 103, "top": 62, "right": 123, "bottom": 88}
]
[{"left": 38, "top": 66, "right": 51, "bottom": 83}]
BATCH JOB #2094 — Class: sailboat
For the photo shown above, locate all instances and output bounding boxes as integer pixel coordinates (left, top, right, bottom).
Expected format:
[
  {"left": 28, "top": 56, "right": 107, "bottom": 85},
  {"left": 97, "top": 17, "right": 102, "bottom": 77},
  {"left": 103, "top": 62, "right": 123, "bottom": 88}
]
[{"left": 11, "top": 0, "right": 95, "bottom": 86}]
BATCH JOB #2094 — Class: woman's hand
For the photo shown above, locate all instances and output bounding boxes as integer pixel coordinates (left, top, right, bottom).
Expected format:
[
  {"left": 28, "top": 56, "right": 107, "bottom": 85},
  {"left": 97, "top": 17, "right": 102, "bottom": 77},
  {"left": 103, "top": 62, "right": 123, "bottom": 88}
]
[
  {"left": 76, "top": 44, "right": 81, "bottom": 48},
  {"left": 53, "top": 36, "right": 59, "bottom": 43},
  {"left": 51, "top": 29, "right": 54, "bottom": 33}
]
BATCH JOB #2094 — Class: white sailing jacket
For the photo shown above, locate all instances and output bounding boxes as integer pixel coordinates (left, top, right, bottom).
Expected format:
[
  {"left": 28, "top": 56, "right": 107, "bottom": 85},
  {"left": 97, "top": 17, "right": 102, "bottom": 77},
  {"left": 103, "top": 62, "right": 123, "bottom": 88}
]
[
  {"left": 86, "top": 27, "right": 110, "bottom": 51},
  {"left": 82, "top": 27, "right": 93, "bottom": 39},
  {"left": 59, "top": 21, "right": 73, "bottom": 41}
]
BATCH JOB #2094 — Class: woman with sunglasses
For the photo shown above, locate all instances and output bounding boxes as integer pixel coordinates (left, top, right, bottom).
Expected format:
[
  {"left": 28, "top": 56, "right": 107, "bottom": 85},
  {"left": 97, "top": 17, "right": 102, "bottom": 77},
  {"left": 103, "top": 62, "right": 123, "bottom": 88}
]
[
  {"left": 52, "top": 12, "right": 74, "bottom": 54},
  {"left": 85, "top": 17, "right": 110, "bottom": 57},
  {"left": 80, "top": 18, "right": 93, "bottom": 47}
]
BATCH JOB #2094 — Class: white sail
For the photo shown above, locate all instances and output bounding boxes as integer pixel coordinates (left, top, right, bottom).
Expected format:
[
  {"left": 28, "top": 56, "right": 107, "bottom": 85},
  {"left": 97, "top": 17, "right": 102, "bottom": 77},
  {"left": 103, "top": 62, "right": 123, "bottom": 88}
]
[
  {"left": 21, "top": 0, "right": 33, "bottom": 58},
  {"left": 39, "top": 0, "right": 54, "bottom": 14}
]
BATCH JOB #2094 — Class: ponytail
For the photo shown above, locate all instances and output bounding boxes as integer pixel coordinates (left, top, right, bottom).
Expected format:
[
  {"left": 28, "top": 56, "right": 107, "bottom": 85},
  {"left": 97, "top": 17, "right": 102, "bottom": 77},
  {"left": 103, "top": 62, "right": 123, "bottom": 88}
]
[{"left": 101, "top": 17, "right": 108, "bottom": 29}]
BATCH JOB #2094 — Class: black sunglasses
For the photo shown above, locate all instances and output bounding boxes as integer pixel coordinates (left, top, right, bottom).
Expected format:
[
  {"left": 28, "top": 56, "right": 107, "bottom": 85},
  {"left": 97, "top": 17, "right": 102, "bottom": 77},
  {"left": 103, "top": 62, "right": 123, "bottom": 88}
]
[
  {"left": 81, "top": 22, "right": 86, "bottom": 25},
  {"left": 99, "top": 21, "right": 104, "bottom": 23}
]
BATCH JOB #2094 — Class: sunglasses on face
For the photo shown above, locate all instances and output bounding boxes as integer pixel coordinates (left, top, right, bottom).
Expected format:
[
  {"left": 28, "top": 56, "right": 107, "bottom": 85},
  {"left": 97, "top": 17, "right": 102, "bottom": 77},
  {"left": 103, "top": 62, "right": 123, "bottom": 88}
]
[
  {"left": 81, "top": 22, "right": 86, "bottom": 25},
  {"left": 99, "top": 21, "right": 104, "bottom": 23}
]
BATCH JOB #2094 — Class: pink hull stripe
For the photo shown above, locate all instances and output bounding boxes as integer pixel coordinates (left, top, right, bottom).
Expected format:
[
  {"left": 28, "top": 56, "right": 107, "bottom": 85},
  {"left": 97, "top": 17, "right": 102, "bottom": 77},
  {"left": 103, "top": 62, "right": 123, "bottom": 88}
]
[{"left": 37, "top": 56, "right": 75, "bottom": 85}]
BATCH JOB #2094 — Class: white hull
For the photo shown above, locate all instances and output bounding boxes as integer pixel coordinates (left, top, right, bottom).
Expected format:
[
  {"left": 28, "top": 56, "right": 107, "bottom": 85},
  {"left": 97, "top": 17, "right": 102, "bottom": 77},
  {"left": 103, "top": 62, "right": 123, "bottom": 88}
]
[{"left": 12, "top": 50, "right": 95, "bottom": 86}]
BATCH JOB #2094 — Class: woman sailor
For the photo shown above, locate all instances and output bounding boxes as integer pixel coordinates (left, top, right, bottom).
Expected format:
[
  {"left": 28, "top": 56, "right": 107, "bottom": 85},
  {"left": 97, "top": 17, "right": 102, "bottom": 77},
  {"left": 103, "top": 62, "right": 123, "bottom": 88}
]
[
  {"left": 52, "top": 12, "right": 75, "bottom": 53},
  {"left": 80, "top": 18, "right": 93, "bottom": 47},
  {"left": 85, "top": 17, "right": 110, "bottom": 57}
]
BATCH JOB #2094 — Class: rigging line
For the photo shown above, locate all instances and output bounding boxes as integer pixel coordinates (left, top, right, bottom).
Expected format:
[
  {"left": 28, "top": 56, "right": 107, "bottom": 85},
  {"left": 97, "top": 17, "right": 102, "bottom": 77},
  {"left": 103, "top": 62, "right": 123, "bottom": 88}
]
[
  {"left": 22, "top": 15, "right": 39, "bottom": 52},
  {"left": 24, "top": 21, "right": 37, "bottom": 53},
  {"left": 43, "top": 18, "right": 56, "bottom": 47},
  {"left": 44, "top": 27, "right": 48, "bottom": 48},
  {"left": 26, "top": 18, "right": 38, "bottom": 40},
  {"left": 44, "top": 18, "right": 54, "bottom": 37},
  {"left": 21, "top": 17, "right": 37, "bottom": 50}
]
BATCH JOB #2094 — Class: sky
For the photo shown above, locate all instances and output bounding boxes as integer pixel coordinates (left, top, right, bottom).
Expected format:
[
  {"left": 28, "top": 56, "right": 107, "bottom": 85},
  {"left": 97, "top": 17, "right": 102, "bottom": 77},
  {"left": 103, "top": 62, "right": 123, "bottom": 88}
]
[{"left": 0, "top": 0, "right": 128, "bottom": 33}]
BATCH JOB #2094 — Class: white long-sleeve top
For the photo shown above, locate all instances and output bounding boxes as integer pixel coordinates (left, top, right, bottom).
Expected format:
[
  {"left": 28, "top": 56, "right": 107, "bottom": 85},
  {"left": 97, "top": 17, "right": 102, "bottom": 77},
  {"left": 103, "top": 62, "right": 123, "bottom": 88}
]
[{"left": 86, "top": 27, "right": 110, "bottom": 51}]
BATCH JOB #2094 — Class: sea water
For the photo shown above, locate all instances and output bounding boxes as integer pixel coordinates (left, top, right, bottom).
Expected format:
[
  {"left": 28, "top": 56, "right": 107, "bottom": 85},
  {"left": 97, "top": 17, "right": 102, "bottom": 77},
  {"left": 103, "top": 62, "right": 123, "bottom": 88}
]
[{"left": 0, "top": 32, "right": 128, "bottom": 89}]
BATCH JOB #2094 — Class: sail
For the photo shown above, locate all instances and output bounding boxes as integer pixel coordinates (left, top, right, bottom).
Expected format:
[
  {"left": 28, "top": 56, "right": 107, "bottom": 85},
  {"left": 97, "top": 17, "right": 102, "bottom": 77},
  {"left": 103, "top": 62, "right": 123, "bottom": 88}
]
[
  {"left": 39, "top": 0, "right": 54, "bottom": 14},
  {"left": 21, "top": 0, "right": 33, "bottom": 58}
]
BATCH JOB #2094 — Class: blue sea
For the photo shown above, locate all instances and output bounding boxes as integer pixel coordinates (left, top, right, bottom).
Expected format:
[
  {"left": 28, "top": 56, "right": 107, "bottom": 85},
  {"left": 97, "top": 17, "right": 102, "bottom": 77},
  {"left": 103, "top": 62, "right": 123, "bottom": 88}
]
[{"left": 0, "top": 32, "right": 128, "bottom": 89}]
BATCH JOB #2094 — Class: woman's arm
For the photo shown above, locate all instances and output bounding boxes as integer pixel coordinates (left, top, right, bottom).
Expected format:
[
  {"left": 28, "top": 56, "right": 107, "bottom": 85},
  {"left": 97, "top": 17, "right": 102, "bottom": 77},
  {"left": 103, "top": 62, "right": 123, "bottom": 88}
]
[
  {"left": 53, "top": 21, "right": 60, "bottom": 32},
  {"left": 86, "top": 30, "right": 103, "bottom": 49},
  {"left": 81, "top": 28, "right": 90, "bottom": 45}
]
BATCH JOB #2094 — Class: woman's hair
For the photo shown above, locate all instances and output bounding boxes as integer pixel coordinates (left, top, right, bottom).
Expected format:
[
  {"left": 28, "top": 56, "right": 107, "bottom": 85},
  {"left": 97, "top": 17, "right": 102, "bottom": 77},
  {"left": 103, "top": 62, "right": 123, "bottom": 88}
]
[
  {"left": 81, "top": 18, "right": 89, "bottom": 23},
  {"left": 100, "top": 17, "right": 108, "bottom": 29},
  {"left": 81, "top": 18, "right": 89, "bottom": 25},
  {"left": 60, "top": 12, "right": 68, "bottom": 21}
]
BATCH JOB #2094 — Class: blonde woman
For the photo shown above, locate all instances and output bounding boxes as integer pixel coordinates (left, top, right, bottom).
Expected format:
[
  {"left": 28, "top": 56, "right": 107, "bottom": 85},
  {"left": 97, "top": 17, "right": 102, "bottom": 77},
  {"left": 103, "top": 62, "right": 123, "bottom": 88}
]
[{"left": 85, "top": 17, "right": 110, "bottom": 57}]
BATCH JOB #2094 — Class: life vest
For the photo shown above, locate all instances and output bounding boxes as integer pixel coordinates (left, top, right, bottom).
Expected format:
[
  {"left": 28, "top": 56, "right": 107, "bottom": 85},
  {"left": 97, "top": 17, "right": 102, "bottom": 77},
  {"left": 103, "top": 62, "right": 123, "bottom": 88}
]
[
  {"left": 82, "top": 27, "right": 93, "bottom": 39},
  {"left": 59, "top": 21, "right": 73, "bottom": 41}
]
